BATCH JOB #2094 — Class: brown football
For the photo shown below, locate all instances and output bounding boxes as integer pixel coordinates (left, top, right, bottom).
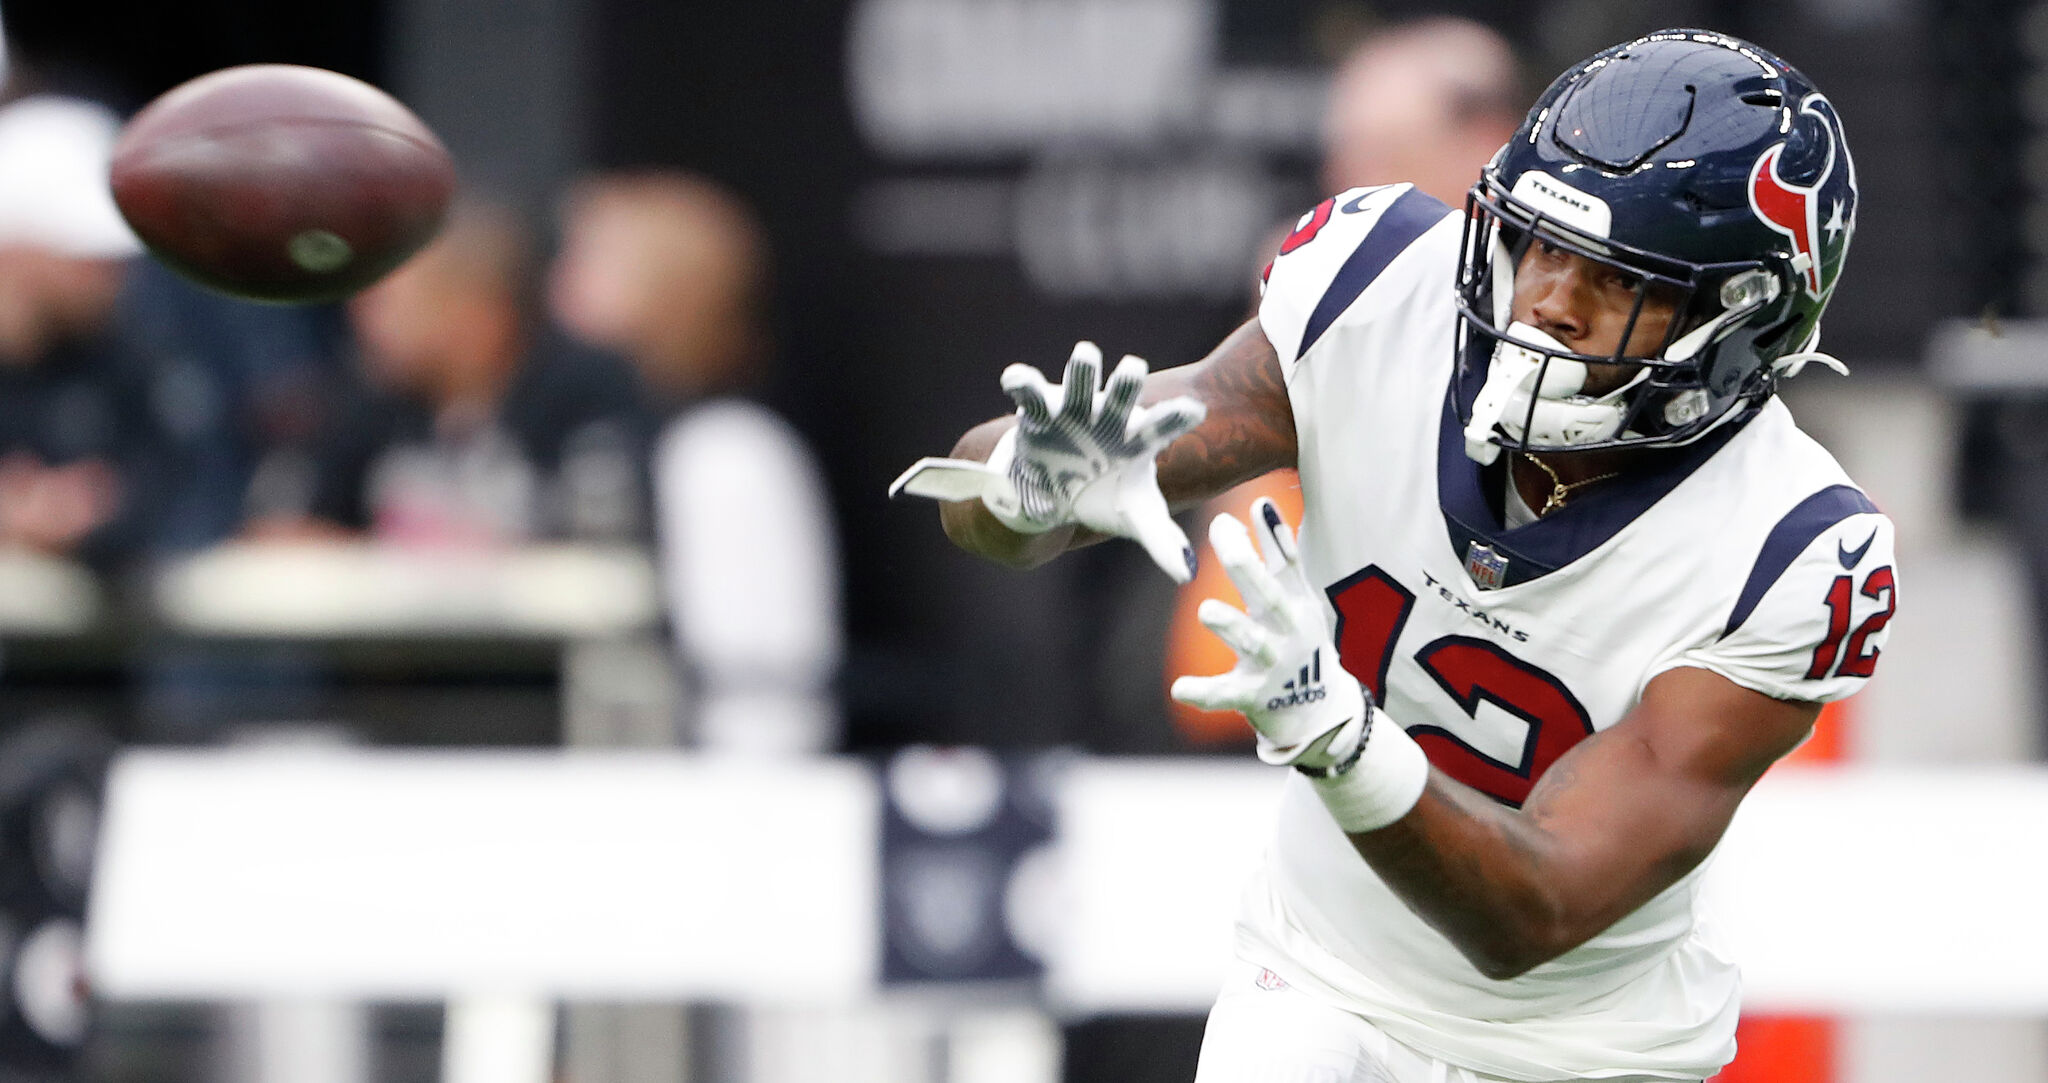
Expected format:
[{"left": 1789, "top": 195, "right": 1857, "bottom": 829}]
[{"left": 109, "top": 64, "right": 456, "bottom": 304}]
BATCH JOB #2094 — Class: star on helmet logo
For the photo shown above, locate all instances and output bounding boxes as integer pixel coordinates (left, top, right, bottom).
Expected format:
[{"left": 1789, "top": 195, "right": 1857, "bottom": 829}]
[{"left": 1747, "top": 93, "right": 1857, "bottom": 299}]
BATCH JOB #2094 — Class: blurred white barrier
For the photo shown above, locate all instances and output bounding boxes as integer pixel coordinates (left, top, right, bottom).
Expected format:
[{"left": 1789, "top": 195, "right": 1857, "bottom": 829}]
[
  {"left": 0, "top": 547, "right": 99, "bottom": 634},
  {"left": 227, "top": 999, "right": 368, "bottom": 1083},
  {"left": 1711, "top": 766, "right": 2048, "bottom": 1014},
  {"left": 1055, "top": 762, "right": 2048, "bottom": 1015},
  {"left": 154, "top": 543, "right": 660, "bottom": 638},
  {"left": 442, "top": 994, "right": 555, "bottom": 1083},
  {"left": 88, "top": 751, "right": 2048, "bottom": 1017},
  {"left": 1047, "top": 760, "right": 1284, "bottom": 1012},
  {"left": 88, "top": 749, "right": 879, "bottom": 1000}
]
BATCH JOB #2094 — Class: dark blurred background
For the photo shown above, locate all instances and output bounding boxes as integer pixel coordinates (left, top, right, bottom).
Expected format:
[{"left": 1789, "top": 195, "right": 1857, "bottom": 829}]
[
  {"left": 0, "top": 1, "right": 2031, "bottom": 1082},
  {"left": 3, "top": 0, "right": 1978, "bottom": 752}
]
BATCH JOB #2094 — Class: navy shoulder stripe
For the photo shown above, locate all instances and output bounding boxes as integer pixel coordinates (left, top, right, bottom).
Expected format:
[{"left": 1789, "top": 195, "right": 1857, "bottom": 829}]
[
  {"left": 1723, "top": 484, "right": 1881, "bottom": 636},
  {"left": 1296, "top": 188, "right": 1451, "bottom": 361}
]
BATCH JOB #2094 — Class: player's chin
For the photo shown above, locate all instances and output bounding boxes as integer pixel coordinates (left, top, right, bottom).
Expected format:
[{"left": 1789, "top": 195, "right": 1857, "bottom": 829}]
[{"left": 1579, "top": 359, "right": 1643, "bottom": 396}]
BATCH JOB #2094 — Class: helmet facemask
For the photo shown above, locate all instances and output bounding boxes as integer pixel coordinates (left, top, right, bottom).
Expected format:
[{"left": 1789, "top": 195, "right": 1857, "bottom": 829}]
[{"left": 1455, "top": 174, "right": 1795, "bottom": 465}]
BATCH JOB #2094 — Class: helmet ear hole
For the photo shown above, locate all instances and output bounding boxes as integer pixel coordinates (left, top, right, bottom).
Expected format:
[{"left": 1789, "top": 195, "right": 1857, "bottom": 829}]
[{"left": 1753, "top": 318, "right": 1798, "bottom": 354}]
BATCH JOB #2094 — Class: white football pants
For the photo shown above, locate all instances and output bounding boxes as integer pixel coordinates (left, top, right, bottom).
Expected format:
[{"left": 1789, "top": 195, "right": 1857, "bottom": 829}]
[{"left": 1193, "top": 962, "right": 1691, "bottom": 1083}]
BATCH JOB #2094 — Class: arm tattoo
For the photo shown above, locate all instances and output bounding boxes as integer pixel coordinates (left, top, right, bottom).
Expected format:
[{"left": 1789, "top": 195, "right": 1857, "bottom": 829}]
[{"left": 1153, "top": 320, "right": 1298, "bottom": 508}]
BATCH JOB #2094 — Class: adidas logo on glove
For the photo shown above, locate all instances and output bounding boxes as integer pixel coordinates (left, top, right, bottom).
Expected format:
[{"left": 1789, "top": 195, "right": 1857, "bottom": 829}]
[{"left": 1266, "top": 652, "right": 1329, "bottom": 711}]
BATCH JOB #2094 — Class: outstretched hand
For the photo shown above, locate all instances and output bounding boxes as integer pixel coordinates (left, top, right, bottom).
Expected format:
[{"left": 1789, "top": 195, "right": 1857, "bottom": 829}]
[
  {"left": 890, "top": 341, "right": 1206, "bottom": 583},
  {"left": 1171, "top": 498, "right": 1368, "bottom": 772}
]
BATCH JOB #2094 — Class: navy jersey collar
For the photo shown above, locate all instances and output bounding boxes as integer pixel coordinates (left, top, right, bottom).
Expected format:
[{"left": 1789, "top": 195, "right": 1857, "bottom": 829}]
[{"left": 1436, "top": 371, "right": 1742, "bottom": 588}]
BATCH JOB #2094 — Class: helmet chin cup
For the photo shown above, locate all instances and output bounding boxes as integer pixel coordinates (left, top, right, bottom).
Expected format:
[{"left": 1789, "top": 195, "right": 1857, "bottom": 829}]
[
  {"left": 1463, "top": 326, "right": 1545, "bottom": 464},
  {"left": 1463, "top": 322, "right": 1636, "bottom": 464}
]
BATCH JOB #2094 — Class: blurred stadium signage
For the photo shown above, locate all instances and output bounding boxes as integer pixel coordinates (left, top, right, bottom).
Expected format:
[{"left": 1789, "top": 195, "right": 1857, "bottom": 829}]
[{"left": 846, "top": 0, "right": 1320, "bottom": 300}]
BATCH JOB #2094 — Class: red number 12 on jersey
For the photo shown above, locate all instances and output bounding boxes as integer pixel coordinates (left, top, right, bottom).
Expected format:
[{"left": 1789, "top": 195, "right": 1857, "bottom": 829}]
[{"left": 1328, "top": 566, "right": 1594, "bottom": 807}]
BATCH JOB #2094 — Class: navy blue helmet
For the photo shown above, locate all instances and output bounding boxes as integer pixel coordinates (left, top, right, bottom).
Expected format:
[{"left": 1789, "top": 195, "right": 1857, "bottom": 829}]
[{"left": 1454, "top": 29, "right": 1858, "bottom": 462}]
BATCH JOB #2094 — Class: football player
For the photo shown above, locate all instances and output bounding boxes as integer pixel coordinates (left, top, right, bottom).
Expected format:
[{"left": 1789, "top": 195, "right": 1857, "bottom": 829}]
[{"left": 893, "top": 29, "right": 1894, "bottom": 1083}]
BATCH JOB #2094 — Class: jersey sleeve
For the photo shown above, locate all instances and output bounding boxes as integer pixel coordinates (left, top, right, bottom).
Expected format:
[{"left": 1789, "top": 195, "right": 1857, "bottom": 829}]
[
  {"left": 1656, "top": 507, "right": 1898, "bottom": 703},
  {"left": 1257, "top": 184, "right": 1448, "bottom": 383}
]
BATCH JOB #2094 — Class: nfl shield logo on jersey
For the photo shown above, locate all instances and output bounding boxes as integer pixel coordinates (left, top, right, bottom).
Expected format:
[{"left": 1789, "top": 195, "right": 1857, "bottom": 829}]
[{"left": 1465, "top": 541, "right": 1509, "bottom": 591}]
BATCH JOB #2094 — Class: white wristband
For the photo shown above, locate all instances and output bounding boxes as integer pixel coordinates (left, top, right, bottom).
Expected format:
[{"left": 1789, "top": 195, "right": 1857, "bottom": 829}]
[{"left": 1307, "top": 705, "right": 1430, "bottom": 832}]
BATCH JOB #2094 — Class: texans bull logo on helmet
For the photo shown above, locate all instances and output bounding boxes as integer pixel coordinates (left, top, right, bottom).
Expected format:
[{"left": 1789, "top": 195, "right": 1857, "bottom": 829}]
[{"left": 1747, "top": 93, "right": 1857, "bottom": 300}]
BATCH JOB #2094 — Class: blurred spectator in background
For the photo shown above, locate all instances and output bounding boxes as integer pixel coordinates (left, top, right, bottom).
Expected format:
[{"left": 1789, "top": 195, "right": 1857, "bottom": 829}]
[
  {"left": 551, "top": 171, "right": 842, "bottom": 756},
  {"left": 248, "top": 200, "right": 648, "bottom": 546},
  {"left": 0, "top": 92, "right": 311, "bottom": 568},
  {"left": 1168, "top": 17, "right": 1526, "bottom": 747},
  {"left": 0, "top": 108, "right": 137, "bottom": 563},
  {"left": 1319, "top": 15, "right": 1526, "bottom": 203},
  {"left": 0, "top": 87, "right": 336, "bottom": 1076}
]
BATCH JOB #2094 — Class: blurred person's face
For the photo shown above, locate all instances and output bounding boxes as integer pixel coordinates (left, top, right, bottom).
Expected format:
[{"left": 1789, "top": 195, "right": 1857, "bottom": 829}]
[
  {"left": 352, "top": 212, "right": 530, "bottom": 407},
  {"left": 549, "top": 193, "right": 761, "bottom": 397},
  {"left": 349, "top": 257, "right": 449, "bottom": 392},
  {"left": 547, "top": 200, "right": 653, "bottom": 354},
  {"left": 1320, "top": 57, "right": 1514, "bottom": 206},
  {"left": 0, "top": 247, "right": 125, "bottom": 365}
]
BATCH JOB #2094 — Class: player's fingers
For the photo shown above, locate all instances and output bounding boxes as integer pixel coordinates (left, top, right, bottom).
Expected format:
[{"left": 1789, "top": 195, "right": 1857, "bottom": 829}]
[
  {"left": 1170, "top": 672, "right": 1255, "bottom": 713},
  {"left": 1059, "top": 342, "right": 1103, "bottom": 424},
  {"left": 1130, "top": 397, "right": 1207, "bottom": 451},
  {"left": 1119, "top": 474, "right": 1197, "bottom": 583},
  {"left": 1097, "top": 355, "right": 1148, "bottom": 434},
  {"left": 1251, "top": 497, "right": 1299, "bottom": 571},
  {"left": 1000, "top": 364, "right": 1057, "bottom": 425},
  {"left": 1254, "top": 498, "right": 1324, "bottom": 612},
  {"left": 1196, "top": 598, "right": 1278, "bottom": 665},
  {"left": 1209, "top": 512, "right": 1288, "bottom": 616}
]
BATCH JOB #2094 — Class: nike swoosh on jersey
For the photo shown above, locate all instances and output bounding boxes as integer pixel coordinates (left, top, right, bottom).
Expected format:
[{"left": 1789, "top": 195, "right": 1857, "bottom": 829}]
[{"left": 1838, "top": 527, "right": 1877, "bottom": 569}]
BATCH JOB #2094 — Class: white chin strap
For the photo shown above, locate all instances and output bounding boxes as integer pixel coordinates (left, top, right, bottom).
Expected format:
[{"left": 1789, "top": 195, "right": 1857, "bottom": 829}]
[{"left": 1462, "top": 322, "right": 1645, "bottom": 464}]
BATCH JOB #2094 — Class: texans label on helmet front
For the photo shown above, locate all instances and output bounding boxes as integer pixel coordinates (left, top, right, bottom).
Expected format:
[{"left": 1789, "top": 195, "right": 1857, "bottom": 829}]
[
  {"left": 1747, "top": 93, "right": 1856, "bottom": 299},
  {"left": 1510, "top": 170, "right": 1613, "bottom": 241}
]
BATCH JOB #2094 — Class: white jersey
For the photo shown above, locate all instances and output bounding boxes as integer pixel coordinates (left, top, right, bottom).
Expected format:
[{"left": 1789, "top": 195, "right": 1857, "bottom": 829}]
[{"left": 1236, "top": 185, "right": 1899, "bottom": 1081}]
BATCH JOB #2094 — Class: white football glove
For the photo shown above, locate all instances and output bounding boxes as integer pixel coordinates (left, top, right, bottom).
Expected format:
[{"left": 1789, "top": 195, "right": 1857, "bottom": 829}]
[
  {"left": 889, "top": 341, "right": 1207, "bottom": 583},
  {"left": 1170, "top": 498, "right": 1369, "bottom": 774}
]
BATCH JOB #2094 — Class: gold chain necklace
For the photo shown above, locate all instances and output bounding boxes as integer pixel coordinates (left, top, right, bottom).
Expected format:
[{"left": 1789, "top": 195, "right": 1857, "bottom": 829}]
[{"left": 1519, "top": 452, "right": 1620, "bottom": 514}]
